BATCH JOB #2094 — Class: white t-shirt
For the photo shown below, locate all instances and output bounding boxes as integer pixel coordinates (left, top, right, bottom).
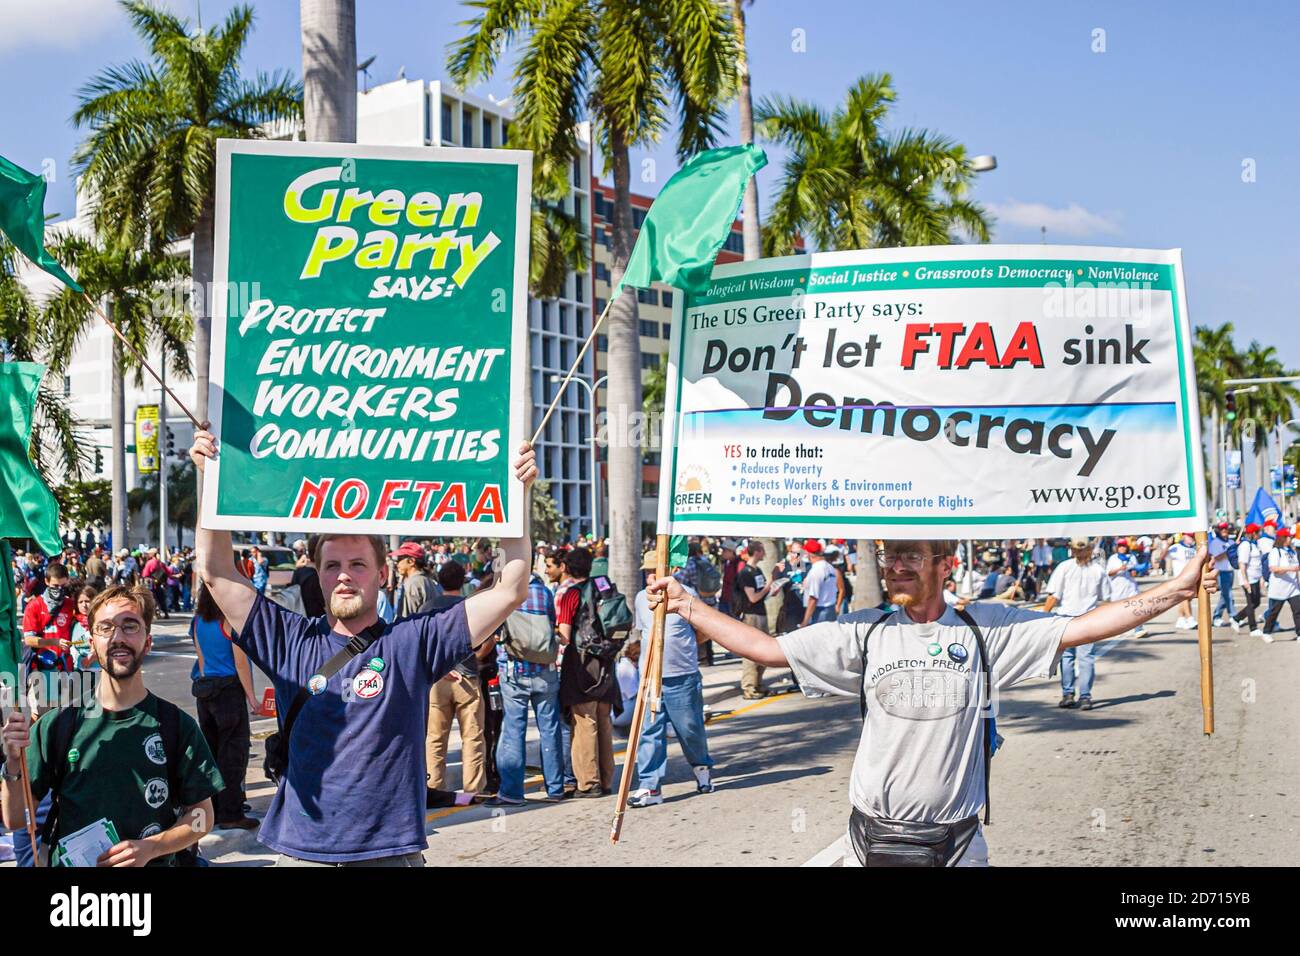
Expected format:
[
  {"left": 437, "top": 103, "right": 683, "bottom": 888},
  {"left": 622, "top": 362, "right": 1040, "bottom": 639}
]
[
  {"left": 1106, "top": 553, "right": 1139, "bottom": 601},
  {"left": 1045, "top": 559, "right": 1111, "bottom": 616},
  {"left": 777, "top": 604, "right": 1066, "bottom": 823},
  {"left": 803, "top": 559, "right": 839, "bottom": 609},
  {"left": 1238, "top": 539, "right": 1264, "bottom": 585},
  {"left": 1167, "top": 542, "right": 1196, "bottom": 578},
  {"left": 1265, "top": 547, "right": 1299, "bottom": 600}
]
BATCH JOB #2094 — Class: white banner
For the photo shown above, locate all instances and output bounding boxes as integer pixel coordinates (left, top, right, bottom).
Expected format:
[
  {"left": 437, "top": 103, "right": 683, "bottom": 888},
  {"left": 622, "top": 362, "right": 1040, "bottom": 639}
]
[{"left": 658, "top": 245, "right": 1205, "bottom": 539}]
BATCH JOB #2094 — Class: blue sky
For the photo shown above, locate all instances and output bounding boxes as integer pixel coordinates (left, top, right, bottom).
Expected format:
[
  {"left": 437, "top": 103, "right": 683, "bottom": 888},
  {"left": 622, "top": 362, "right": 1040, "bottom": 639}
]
[{"left": 2, "top": 0, "right": 1296, "bottom": 367}]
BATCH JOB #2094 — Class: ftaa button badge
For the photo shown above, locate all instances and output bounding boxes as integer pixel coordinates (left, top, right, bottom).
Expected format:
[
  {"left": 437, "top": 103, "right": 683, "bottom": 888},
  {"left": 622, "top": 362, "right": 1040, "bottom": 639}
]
[{"left": 353, "top": 669, "right": 384, "bottom": 700}]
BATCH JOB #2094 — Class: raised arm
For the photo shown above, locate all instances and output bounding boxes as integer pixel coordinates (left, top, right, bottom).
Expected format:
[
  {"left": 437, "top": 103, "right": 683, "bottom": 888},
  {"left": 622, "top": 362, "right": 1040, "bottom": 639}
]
[
  {"left": 189, "top": 430, "right": 257, "bottom": 635},
  {"left": 1061, "top": 546, "right": 1214, "bottom": 650},
  {"left": 648, "top": 575, "right": 788, "bottom": 667},
  {"left": 464, "top": 443, "right": 537, "bottom": 647}
]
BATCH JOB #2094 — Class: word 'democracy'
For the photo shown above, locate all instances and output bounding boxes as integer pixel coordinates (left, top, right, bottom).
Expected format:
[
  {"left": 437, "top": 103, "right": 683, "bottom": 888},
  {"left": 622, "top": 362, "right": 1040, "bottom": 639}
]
[
  {"left": 658, "top": 245, "right": 1205, "bottom": 540},
  {"left": 204, "top": 141, "right": 529, "bottom": 535}
]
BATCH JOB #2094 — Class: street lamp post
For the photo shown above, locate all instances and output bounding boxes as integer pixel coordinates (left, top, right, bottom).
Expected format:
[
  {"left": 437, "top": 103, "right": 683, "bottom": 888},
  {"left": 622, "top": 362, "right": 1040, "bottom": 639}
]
[{"left": 550, "top": 373, "right": 608, "bottom": 538}]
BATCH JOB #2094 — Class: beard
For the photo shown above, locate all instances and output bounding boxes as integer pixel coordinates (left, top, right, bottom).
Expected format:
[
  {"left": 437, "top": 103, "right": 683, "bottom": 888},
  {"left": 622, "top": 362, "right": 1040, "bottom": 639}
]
[
  {"left": 329, "top": 589, "right": 367, "bottom": 620},
  {"left": 99, "top": 642, "right": 145, "bottom": 679},
  {"left": 887, "top": 574, "right": 935, "bottom": 609}
]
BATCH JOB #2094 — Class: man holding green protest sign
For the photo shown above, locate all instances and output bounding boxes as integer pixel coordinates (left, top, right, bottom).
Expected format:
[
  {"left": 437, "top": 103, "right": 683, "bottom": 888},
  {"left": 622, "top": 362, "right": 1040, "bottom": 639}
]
[{"left": 190, "top": 429, "right": 537, "bottom": 865}]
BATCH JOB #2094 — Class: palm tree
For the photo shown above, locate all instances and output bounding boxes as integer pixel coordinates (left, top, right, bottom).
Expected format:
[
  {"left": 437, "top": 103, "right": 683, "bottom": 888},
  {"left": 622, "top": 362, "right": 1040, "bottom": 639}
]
[
  {"left": 757, "top": 75, "right": 992, "bottom": 608},
  {"left": 530, "top": 202, "right": 589, "bottom": 298},
  {"left": 71, "top": 1, "right": 302, "bottom": 438},
  {"left": 757, "top": 74, "right": 991, "bottom": 257},
  {"left": 300, "top": 0, "right": 357, "bottom": 142},
  {"left": 1193, "top": 324, "right": 1244, "bottom": 516},
  {"left": 0, "top": 233, "right": 91, "bottom": 489},
  {"left": 1238, "top": 341, "right": 1300, "bottom": 496},
  {"left": 45, "top": 232, "right": 192, "bottom": 556},
  {"left": 449, "top": 0, "right": 738, "bottom": 592}
]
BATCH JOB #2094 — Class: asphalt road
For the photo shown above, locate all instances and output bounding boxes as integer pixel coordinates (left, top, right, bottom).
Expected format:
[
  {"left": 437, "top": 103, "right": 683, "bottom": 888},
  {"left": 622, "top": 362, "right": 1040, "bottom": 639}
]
[{"left": 190, "top": 597, "right": 1299, "bottom": 867}]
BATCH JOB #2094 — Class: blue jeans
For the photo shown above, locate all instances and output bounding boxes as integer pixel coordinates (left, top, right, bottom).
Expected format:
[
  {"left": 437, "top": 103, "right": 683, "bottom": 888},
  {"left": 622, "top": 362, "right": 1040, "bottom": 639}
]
[
  {"left": 1212, "top": 570, "right": 1236, "bottom": 620},
  {"left": 809, "top": 604, "right": 836, "bottom": 624},
  {"left": 1060, "top": 641, "right": 1097, "bottom": 698},
  {"left": 496, "top": 667, "right": 565, "bottom": 800},
  {"left": 634, "top": 671, "right": 713, "bottom": 792},
  {"left": 559, "top": 717, "right": 577, "bottom": 789},
  {"left": 12, "top": 792, "right": 51, "bottom": 867}
]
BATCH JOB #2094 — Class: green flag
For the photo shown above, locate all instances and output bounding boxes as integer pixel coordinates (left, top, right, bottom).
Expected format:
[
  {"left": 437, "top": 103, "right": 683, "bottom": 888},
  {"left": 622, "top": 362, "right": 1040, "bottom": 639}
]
[
  {"left": 0, "top": 363, "right": 62, "bottom": 556},
  {"left": 0, "top": 153, "right": 82, "bottom": 292},
  {"left": 614, "top": 144, "right": 766, "bottom": 297},
  {"left": 0, "top": 540, "right": 21, "bottom": 682}
]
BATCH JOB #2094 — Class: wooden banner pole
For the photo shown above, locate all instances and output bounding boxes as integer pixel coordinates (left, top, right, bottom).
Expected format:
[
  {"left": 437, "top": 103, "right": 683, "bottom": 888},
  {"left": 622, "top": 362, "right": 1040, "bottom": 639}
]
[
  {"left": 610, "top": 532, "right": 669, "bottom": 843},
  {"left": 1194, "top": 531, "right": 1215, "bottom": 735}
]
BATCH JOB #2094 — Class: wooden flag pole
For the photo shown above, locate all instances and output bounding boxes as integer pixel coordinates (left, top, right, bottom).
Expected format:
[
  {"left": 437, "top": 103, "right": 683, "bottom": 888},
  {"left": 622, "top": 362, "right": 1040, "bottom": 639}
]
[
  {"left": 1194, "top": 531, "right": 1215, "bottom": 735},
  {"left": 531, "top": 296, "right": 616, "bottom": 446},
  {"left": 80, "top": 292, "right": 206, "bottom": 431},
  {"left": 610, "top": 532, "right": 669, "bottom": 844}
]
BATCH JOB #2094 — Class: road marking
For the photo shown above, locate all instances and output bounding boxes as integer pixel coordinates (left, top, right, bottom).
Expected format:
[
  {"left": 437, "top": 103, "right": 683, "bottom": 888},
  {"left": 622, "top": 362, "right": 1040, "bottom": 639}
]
[{"left": 802, "top": 834, "right": 851, "bottom": 867}]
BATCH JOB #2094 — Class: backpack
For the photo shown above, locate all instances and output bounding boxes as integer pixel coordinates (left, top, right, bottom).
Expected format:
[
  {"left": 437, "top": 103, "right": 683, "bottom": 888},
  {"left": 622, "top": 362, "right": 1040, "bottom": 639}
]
[
  {"left": 693, "top": 559, "right": 722, "bottom": 598},
  {"left": 41, "top": 694, "right": 203, "bottom": 867},
  {"left": 503, "top": 607, "right": 559, "bottom": 664},
  {"left": 572, "top": 576, "right": 632, "bottom": 661},
  {"left": 1225, "top": 542, "right": 1240, "bottom": 570}
]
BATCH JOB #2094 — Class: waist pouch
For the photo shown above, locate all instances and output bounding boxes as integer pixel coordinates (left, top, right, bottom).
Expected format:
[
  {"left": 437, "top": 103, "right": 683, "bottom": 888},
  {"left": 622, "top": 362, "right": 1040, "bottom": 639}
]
[{"left": 849, "top": 808, "right": 980, "bottom": 867}]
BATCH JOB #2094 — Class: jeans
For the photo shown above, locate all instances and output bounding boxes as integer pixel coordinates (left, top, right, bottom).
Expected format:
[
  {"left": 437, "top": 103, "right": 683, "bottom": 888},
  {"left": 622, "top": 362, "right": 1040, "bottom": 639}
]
[
  {"left": 1212, "top": 570, "right": 1236, "bottom": 620},
  {"left": 495, "top": 668, "right": 564, "bottom": 800},
  {"left": 559, "top": 716, "right": 577, "bottom": 789},
  {"left": 13, "top": 792, "right": 51, "bottom": 867},
  {"left": 809, "top": 604, "right": 837, "bottom": 625},
  {"left": 635, "top": 671, "right": 712, "bottom": 793},
  {"left": 196, "top": 679, "right": 251, "bottom": 823},
  {"left": 1060, "top": 641, "right": 1097, "bottom": 698}
]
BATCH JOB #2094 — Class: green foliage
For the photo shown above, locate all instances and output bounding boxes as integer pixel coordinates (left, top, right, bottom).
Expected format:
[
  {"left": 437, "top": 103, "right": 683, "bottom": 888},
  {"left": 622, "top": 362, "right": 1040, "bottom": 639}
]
[
  {"left": 756, "top": 73, "right": 992, "bottom": 254},
  {"left": 54, "top": 479, "right": 113, "bottom": 528},
  {"left": 530, "top": 477, "right": 568, "bottom": 544},
  {"left": 530, "top": 201, "right": 589, "bottom": 298},
  {"left": 72, "top": 1, "right": 302, "bottom": 250},
  {"left": 127, "top": 459, "right": 196, "bottom": 548}
]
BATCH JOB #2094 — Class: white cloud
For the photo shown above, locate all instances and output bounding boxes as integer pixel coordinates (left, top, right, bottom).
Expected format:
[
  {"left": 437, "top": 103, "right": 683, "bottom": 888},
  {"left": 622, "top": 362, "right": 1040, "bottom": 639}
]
[
  {"left": 986, "top": 199, "right": 1122, "bottom": 239},
  {"left": 0, "top": 0, "right": 121, "bottom": 53}
]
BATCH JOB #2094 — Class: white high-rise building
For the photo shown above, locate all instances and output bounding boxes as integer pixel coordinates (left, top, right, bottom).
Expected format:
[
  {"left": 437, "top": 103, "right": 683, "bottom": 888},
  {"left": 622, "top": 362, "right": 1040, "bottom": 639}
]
[{"left": 29, "top": 78, "right": 598, "bottom": 544}]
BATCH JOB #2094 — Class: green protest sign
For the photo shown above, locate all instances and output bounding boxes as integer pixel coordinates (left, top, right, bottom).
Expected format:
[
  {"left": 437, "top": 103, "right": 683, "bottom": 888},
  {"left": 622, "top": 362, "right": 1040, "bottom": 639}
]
[{"left": 203, "top": 141, "right": 530, "bottom": 536}]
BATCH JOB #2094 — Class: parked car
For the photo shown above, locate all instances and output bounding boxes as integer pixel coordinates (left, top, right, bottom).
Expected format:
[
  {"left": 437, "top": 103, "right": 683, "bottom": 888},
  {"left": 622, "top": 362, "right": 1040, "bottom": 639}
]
[{"left": 230, "top": 544, "right": 296, "bottom": 595}]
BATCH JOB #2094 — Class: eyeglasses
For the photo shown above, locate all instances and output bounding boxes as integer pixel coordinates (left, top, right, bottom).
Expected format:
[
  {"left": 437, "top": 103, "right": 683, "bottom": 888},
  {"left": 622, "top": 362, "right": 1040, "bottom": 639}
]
[
  {"left": 92, "top": 619, "right": 145, "bottom": 638},
  {"left": 876, "top": 549, "right": 942, "bottom": 570}
]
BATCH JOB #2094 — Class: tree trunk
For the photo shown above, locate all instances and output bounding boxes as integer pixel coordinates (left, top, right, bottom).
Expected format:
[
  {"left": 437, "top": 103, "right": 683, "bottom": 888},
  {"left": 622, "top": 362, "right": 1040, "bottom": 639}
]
[
  {"left": 192, "top": 196, "right": 215, "bottom": 513},
  {"left": 110, "top": 323, "right": 128, "bottom": 552},
  {"left": 606, "top": 130, "right": 643, "bottom": 594},
  {"left": 760, "top": 540, "right": 783, "bottom": 627},
  {"left": 731, "top": 0, "right": 761, "bottom": 261},
  {"left": 852, "top": 538, "right": 883, "bottom": 611},
  {"left": 300, "top": 0, "right": 357, "bottom": 143}
]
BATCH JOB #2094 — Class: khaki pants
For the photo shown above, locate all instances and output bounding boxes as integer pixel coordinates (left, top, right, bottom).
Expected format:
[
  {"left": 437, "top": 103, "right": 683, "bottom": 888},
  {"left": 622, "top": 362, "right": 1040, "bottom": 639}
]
[
  {"left": 568, "top": 699, "right": 614, "bottom": 792},
  {"left": 741, "top": 614, "right": 768, "bottom": 694},
  {"left": 426, "top": 675, "right": 488, "bottom": 793}
]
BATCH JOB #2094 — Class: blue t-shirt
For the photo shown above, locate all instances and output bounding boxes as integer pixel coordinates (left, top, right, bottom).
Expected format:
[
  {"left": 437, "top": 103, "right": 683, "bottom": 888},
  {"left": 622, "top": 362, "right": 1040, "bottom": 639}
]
[{"left": 236, "top": 591, "right": 472, "bottom": 862}]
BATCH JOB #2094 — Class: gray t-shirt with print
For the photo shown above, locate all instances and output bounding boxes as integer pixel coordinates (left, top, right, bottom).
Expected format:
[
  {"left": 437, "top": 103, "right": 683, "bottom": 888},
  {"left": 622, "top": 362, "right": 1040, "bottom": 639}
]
[{"left": 777, "top": 603, "right": 1067, "bottom": 824}]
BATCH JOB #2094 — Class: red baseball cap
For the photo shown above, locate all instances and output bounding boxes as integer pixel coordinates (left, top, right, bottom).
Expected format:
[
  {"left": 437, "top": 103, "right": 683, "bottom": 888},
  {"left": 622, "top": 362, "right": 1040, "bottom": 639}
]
[
  {"left": 803, "top": 538, "right": 823, "bottom": 554},
  {"left": 1276, "top": 527, "right": 1292, "bottom": 539},
  {"left": 389, "top": 542, "right": 424, "bottom": 560},
  {"left": 1244, "top": 523, "right": 1261, "bottom": 534}
]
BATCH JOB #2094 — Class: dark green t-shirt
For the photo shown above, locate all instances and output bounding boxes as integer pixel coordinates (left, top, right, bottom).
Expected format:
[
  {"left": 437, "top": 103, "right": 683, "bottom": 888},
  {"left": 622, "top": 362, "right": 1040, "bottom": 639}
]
[{"left": 27, "top": 692, "right": 224, "bottom": 866}]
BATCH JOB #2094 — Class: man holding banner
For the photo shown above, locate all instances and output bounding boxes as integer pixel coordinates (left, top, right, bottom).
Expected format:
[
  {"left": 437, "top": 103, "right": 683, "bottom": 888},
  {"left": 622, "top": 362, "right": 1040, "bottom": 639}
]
[
  {"left": 648, "top": 538, "right": 1215, "bottom": 866},
  {"left": 189, "top": 430, "right": 538, "bottom": 866}
]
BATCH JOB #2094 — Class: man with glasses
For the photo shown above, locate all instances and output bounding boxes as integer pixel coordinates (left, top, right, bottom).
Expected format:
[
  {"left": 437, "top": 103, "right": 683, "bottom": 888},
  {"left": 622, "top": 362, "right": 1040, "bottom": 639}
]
[
  {"left": 647, "top": 538, "right": 1214, "bottom": 867},
  {"left": 2, "top": 585, "right": 222, "bottom": 866}
]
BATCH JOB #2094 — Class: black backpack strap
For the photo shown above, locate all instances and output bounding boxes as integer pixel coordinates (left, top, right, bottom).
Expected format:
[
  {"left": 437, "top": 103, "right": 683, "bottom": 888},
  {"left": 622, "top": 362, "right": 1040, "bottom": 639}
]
[
  {"left": 39, "top": 705, "right": 82, "bottom": 850},
  {"left": 279, "top": 621, "right": 385, "bottom": 755},
  {"left": 155, "top": 696, "right": 183, "bottom": 817},
  {"left": 858, "top": 612, "right": 894, "bottom": 720},
  {"left": 954, "top": 607, "right": 994, "bottom": 825}
]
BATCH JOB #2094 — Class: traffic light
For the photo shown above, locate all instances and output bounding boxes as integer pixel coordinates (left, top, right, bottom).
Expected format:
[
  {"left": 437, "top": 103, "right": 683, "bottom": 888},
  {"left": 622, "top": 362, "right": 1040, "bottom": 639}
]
[
  {"left": 1225, "top": 391, "right": 1237, "bottom": 422},
  {"left": 165, "top": 427, "right": 175, "bottom": 459},
  {"left": 94, "top": 447, "right": 103, "bottom": 472}
]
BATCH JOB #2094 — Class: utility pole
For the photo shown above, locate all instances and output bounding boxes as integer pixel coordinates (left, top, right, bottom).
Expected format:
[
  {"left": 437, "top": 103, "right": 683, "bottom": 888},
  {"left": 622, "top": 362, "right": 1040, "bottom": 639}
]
[{"left": 159, "top": 357, "right": 169, "bottom": 558}]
